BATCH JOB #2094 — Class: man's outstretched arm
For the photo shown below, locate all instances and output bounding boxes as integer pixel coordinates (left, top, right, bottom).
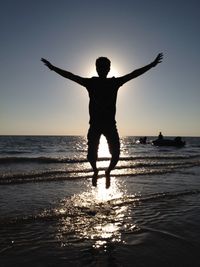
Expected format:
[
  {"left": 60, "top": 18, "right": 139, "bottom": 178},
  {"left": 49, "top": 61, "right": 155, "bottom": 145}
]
[
  {"left": 41, "top": 58, "right": 87, "bottom": 86},
  {"left": 119, "top": 53, "right": 163, "bottom": 84}
]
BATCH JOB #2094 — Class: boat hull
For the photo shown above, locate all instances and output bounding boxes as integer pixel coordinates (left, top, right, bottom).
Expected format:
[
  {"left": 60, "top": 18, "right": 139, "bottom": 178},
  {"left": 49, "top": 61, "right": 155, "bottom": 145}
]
[{"left": 152, "top": 139, "right": 185, "bottom": 147}]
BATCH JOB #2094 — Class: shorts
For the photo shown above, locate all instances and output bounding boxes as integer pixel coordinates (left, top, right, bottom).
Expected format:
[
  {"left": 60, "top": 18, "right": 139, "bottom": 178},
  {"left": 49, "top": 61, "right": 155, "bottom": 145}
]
[{"left": 87, "top": 124, "right": 120, "bottom": 160}]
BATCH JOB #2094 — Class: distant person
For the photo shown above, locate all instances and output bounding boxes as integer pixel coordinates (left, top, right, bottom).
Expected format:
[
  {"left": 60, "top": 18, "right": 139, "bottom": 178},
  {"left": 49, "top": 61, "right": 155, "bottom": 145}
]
[
  {"left": 41, "top": 53, "right": 163, "bottom": 184},
  {"left": 139, "top": 136, "right": 147, "bottom": 144},
  {"left": 158, "top": 131, "right": 163, "bottom": 140}
]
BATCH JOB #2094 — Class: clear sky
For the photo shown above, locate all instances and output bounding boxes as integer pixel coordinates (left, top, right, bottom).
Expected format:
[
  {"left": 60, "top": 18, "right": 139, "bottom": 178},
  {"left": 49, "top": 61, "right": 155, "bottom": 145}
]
[{"left": 1, "top": 0, "right": 200, "bottom": 136}]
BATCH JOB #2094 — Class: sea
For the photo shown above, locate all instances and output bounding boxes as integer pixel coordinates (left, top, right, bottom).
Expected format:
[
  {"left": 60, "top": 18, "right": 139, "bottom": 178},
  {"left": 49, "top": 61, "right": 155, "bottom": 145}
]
[{"left": 0, "top": 135, "right": 200, "bottom": 267}]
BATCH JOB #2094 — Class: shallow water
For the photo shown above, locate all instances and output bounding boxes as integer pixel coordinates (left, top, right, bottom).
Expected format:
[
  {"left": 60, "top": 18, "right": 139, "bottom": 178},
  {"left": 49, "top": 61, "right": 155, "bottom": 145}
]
[{"left": 0, "top": 136, "right": 200, "bottom": 266}]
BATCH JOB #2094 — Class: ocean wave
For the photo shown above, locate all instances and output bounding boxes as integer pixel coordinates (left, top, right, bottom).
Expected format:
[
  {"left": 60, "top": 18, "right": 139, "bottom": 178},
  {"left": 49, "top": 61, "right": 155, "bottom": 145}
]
[
  {"left": 0, "top": 154, "right": 200, "bottom": 164},
  {"left": 1, "top": 161, "right": 200, "bottom": 185},
  {"left": 0, "top": 156, "right": 88, "bottom": 164},
  {"left": 114, "top": 189, "right": 200, "bottom": 207}
]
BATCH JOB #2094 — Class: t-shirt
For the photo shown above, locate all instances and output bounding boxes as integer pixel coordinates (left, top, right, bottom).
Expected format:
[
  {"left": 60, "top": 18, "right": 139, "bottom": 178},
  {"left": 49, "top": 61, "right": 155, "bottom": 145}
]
[{"left": 80, "top": 77, "right": 125, "bottom": 125}]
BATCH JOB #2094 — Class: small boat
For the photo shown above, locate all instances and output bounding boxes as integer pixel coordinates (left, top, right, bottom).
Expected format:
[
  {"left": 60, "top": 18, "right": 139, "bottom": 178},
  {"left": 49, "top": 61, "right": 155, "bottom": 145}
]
[{"left": 152, "top": 137, "right": 185, "bottom": 147}]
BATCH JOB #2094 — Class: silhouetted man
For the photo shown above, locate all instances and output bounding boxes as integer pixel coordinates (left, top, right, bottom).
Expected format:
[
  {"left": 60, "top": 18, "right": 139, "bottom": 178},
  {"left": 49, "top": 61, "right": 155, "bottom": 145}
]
[{"left": 41, "top": 53, "right": 163, "bottom": 185}]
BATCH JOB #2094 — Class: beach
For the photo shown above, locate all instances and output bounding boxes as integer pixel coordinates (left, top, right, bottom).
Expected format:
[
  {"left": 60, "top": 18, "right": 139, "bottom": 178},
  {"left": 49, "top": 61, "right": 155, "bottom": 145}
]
[{"left": 0, "top": 136, "right": 200, "bottom": 266}]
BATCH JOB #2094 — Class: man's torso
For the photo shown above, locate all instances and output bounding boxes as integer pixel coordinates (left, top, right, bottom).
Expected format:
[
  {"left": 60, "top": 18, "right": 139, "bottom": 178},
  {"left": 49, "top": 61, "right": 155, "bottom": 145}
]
[{"left": 85, "top": 77, "right": 123, "bottom": 125}]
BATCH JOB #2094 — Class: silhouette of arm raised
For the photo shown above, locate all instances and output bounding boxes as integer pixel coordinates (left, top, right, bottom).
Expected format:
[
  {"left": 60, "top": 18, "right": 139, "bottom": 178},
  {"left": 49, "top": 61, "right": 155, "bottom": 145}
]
[
  {"left": 120, "top": 53, "right": 163, "bottom": 84},
  {"left": 41, "top": 58, "right": 87, "bottom": 86}
]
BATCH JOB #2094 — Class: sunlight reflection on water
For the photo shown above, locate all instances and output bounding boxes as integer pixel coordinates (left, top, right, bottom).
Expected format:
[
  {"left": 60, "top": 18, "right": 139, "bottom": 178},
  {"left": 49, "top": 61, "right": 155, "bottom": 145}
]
[
  {"left": 55, "top": 177, "right": 135, "bottom": 250},
  {"left": 93, "top": 177, "right": 124, "bottom": 202}
]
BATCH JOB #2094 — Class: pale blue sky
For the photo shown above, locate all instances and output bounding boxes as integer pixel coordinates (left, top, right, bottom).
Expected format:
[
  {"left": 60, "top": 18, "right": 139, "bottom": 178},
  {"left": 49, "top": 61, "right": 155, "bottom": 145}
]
[{"left": 1, "top": 0, "right": 200, "bottom": 136}]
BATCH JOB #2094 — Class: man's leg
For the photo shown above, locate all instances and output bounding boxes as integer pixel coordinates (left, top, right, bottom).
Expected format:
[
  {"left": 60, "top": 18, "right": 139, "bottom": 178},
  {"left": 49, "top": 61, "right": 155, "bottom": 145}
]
[
  {"left": 103, "top": 125, "right": 120, "bottom": 176},
  {"left": 87, "top": 126, "right": 101, "bottom": 183}
]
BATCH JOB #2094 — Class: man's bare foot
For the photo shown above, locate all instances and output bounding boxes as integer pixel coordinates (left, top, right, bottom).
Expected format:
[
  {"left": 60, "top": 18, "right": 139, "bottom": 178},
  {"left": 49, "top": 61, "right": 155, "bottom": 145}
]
[
  {"left": 105, "top": 169, "right": 111, "bottom": 189},
  {"left": 105, "top": 169, "right": 110, "bottom": 177},
  {"left": 106, "top": 176, "right": 110, "bottom": 189},
  {"left": 92, "top": 169, "right": 98, "bottom": 187}
]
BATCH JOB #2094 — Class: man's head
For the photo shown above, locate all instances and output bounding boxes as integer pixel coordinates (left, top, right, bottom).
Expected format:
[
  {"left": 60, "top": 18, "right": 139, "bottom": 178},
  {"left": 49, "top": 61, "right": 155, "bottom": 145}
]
[{"left": 96, "top": 57, "right": 111, "bottom": 78}]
